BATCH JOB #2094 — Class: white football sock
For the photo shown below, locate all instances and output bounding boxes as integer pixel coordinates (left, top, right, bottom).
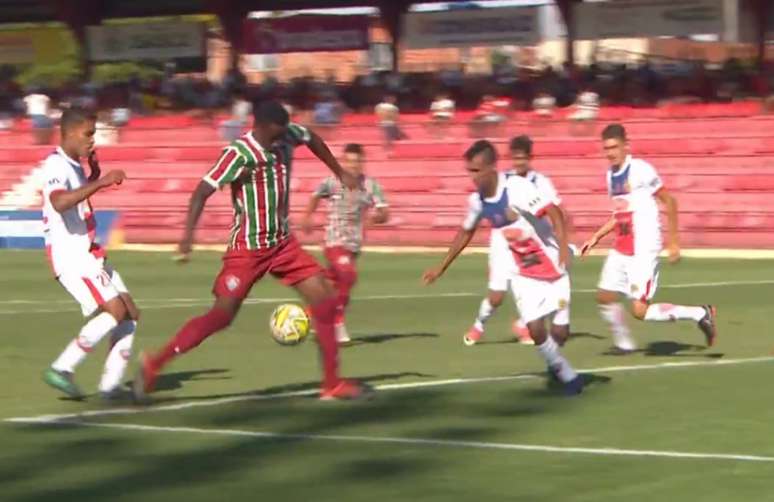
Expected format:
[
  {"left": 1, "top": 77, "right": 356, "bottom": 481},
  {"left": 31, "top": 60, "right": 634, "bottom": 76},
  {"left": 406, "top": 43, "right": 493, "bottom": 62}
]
[
  {"left": 599, "top": 303, "right": 636, "bottom": 350},
  {"left": 98, "top": 320, "right": 136, "bottom": 393},
  {"left": 645, "top": 304, "right": 705, "bottom": 322},
  {"left": 52, "top": 312, "right": 119, "bottom": 373},
  {"left": 537, "top": 336, "right": 577, "bottom": 383},
  {"left": 474, "top": 298, "right": 497, "bottom": 332}
]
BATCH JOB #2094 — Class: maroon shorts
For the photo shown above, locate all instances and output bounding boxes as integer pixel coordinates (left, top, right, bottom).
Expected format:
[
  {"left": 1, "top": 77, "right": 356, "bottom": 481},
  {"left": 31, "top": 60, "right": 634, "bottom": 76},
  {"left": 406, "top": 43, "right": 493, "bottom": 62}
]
[{"left": 213, "top": 237, "right": 323, "bottom": 299}]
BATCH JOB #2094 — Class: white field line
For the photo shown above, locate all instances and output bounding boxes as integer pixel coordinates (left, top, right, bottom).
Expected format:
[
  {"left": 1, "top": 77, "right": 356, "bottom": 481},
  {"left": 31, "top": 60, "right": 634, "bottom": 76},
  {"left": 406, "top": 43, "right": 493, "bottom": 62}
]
[
  {"left": 34, "top": 421, "right": 774, "bottom": 463},
  {"left": 1, "top": 279, "right": 774, "bottom": 315},
  {"left": 5, "top": 356, "right": 773, "bottom": 425}
]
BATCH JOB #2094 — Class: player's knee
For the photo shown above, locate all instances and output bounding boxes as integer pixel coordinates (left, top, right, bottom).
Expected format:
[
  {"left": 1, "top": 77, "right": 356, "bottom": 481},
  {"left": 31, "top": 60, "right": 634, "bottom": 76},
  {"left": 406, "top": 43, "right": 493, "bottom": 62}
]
[
  {"left": 103, "top": 298, "right": 127, "bottom": 323},
  {"left": 596, "top": 290, "right": 617, "bottom": 305},
  {"left": 488, "top": 291, "right": 505, "bottom": 308},
  {"left": 551, "top": 325, "right": 570, "bottom": 346},
  {"left": 631, "top": 302, "right": 648, "bottom": 320},
  {"left": 340, "top": 268, "right": 357, "bottom": 288},
  {"left": 527, "top": 321, "right": 546, "bottom": 344}
]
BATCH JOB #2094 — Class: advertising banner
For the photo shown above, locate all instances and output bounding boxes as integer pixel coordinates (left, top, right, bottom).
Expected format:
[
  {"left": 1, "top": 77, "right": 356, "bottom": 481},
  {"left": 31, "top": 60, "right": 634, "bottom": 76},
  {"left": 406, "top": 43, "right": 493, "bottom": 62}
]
[
  {"left": 243, "top": 15, "right": 370, "bottom": 54},
  {"left": 87, "top": 22, "right": 205, "bottom": 62},
  {"left": 403, "top": 7, "right": 540, "bottom": 48}
]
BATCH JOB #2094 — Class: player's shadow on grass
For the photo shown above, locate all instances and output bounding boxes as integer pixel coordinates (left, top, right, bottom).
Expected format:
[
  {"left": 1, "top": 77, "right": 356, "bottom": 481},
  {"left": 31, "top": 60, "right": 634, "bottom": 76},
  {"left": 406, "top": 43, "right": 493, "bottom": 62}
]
[
  {"left": 153, "top": 368, "right": 232, "bottom": 392},
  {"left": 345, "top": 332, "right": 439, "bottom": 346},
  {"left": 479, "top": 331, "right": 604, "bottom": 345},
  {"left": 143, "top": 371, "right": 436, "bottom": 405},
  {"left": 602, "top": 341, "right": 723, "bottom": 359}
]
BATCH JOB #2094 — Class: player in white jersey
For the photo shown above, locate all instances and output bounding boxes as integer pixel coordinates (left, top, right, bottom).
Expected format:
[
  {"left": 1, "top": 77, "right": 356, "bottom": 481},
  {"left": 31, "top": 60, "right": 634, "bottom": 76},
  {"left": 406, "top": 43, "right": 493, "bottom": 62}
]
[
  {"left": 423, "top": 140, "right": 582, "bottom": 395},
  {"left": 581, "top": 124, "right": 716, "bottom": 352},
  {"left": 466, "top": 135, "right": 568, "bottom": 346},
  {"left": 40, "top": 107, "right": 138, "bottom": 400}
]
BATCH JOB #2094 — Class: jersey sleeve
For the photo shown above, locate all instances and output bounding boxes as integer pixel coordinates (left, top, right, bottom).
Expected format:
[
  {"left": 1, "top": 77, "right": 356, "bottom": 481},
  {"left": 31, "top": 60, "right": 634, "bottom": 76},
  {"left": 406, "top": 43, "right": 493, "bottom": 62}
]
[
  {"left": 42, "top": 158, "right": 69, "bottom": 200},
  {"left": 507, "top": 177, "right": 553, "bottom": 217},
  {"left": 635, "top": 161, "right": 664, "bottom": 195},
  {"left": 368, "top": 179, "right": 388, "bottom": 208},
  {"left": 462, "top": 193, "right": 483, "bottom": 231},
  {"left": 536, "top": 174, "right": 561, "bottom": 206},
  {"left": 314, "top": 177, "right": 335, "bottom": 198},
  {"left": 286, "top": 122, "right": 312, "bottom": 147},
  {"left": 203, "top": 146, "right": 247, "bottom": 189}
]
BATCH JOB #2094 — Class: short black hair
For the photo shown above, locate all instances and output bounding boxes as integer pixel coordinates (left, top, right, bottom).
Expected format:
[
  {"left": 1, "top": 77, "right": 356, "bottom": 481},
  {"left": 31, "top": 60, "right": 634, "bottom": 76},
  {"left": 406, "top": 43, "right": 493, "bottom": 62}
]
[
  {"left": 343, "top": 143, "right": 364, "bottom": 156},
  {"left": 602, "top": 123, "right": 627, "bottom": 141},
  {"left": 509, "top": 135, "right": 533, "bottom": 156},
  {"left": 60, "top": 106, "right": 96, "bottom": 135},
  {"left": 464, "top": 139, "right": 497, "bottom": 165},
  {"left": 253, "top": 100, "right": 289, "bottom": 126}
]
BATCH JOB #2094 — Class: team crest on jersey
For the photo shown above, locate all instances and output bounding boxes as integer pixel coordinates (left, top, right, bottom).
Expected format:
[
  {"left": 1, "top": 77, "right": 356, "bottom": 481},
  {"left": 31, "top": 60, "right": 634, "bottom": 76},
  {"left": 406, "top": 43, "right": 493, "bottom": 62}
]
[
  {"left": 558, "top": 299, "right": 568, "bottom": 310},
  {"left": 630, "top": 284, "right": 639, "bottom": 294},
  {"left": 225, "top": 275, "right": 241, "bottom": 291},
  {"left": 337, "top": 255, "right": 351, "bottom": 265}
]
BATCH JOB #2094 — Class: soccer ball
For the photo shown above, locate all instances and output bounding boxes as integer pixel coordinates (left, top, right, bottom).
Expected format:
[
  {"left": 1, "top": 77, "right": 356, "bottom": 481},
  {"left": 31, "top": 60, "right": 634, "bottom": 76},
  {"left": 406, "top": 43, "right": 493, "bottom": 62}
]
[{"left": 269, "top": 304, "right": 310, "bottom": 346}]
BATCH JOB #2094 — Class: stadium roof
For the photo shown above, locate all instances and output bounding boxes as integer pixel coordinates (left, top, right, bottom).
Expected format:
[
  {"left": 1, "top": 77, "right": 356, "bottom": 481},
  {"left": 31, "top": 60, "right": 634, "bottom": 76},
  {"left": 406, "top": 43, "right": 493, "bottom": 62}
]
[{"left": 0, "top": 0, "right": 556, "bottom": 24}]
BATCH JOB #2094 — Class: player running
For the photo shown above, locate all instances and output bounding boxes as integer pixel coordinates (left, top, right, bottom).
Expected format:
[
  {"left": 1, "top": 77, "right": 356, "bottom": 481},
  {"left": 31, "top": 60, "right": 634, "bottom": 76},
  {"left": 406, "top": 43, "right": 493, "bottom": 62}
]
[
  {"left": 301, "top": 143, "right": 389, "bottom": 343},
  {"left": 41, "top": 107, "right": 138, "bottom": 400},
  {"left": 423, "top": 140, "right": 582, "bottom": 395},
  {"left": 133, "top": 101, "right": 372, "bottom": 401},
  {"left": 581, "top": 124, "right": 717, "bottom": 352},
  {"left": 466, "top": 135, "right": 566, "bottom": 346}
]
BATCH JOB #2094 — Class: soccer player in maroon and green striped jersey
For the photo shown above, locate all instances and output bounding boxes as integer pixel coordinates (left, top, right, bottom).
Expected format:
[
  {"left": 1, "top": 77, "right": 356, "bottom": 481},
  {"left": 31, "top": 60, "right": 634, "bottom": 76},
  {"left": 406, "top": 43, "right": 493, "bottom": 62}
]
[
  {"left": 301, "top": 143, "right": 389, "bottom": 344},
  {"left": 133, "top": 101, "right": 373, "bottom": 401}
]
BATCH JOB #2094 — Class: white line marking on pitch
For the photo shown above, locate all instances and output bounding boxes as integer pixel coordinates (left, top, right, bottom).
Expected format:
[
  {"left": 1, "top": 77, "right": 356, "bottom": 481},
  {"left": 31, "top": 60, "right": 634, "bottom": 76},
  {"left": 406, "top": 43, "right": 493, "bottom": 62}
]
[
  {"left": 24, "top": 421, "right": 774, "bottom": 463},
  {"left": 5, "top": 356, "right": 773, "bottom": 424},
  {"left": 1, "top": 279, "right": 773, "bottom": 315}
]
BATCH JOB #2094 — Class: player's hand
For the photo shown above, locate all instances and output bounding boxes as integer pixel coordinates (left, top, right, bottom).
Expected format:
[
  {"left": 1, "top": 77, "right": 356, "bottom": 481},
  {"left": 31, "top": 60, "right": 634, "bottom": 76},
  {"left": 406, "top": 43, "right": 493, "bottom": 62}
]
[
  {"left": 422, "top": 266, "right": 444, "bottom": 285},
  {"left": 300, "top": 215, "right": 313, "bottom": 235},
  {"left": 99, "top": 170, "right": 126, "bottom": 188},
  {"left": 340, "top": 170, "right": 359, "bottom": 190},
  {"left": 87, "top": 150, "right": 101, "bottom": 182},
  {"left": 668, "top": 243, "right": 681, "bottom": 264},
  {"left": 174, "top": 239, "right": 192, "bottom": 264},
  {"left": 580, "top": 235, "right": 598, "bottom": 257}
]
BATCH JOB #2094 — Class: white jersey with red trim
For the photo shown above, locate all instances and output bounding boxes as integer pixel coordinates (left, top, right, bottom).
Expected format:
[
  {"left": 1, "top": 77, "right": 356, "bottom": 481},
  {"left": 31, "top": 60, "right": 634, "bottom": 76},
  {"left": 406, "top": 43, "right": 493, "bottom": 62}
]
[
  {"left": 463, "top": 173, "right": 563, "bottom": 281},
  {"left": 606, "top": 155, "right": 663, "bottom": 256},
  {"left": 41, "top": 147, "right": 104, "bottom": 277}
]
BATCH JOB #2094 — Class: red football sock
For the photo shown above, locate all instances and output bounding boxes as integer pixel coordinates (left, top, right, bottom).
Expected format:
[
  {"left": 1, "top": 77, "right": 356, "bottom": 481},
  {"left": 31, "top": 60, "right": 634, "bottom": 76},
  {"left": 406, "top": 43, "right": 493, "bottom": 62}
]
[
  {"left": 334, "top": 268, "right": 356, "bottom": 325},
  {"left": 310, "top": 296, "right": 340, "bottom": 389},
  {"left": 151, "top": 308, "right": 233, "bottom": 370}
]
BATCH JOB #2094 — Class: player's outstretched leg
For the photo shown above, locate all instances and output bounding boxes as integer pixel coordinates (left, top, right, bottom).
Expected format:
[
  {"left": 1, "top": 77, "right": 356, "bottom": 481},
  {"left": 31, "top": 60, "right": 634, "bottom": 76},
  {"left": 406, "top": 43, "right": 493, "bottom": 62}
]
[
  {"left": 295, "top": 274, "right": 373, "bottom": 400},
  {"left": 45, "top": 298, "right": 127, "bottom": 399},
  {"left": 530, "top": 320, "right": 582, "bottom": 395},
  {"left": 632, "top": 301, "right": 717, "bottom": 347},
  {"left": 465, "top": 290, "right": 506, "bottom": 346},
  {"left": 133, "top": 299, "right": 236, "bottom": 400},
  {"left": 597, "top": 290, "right": 636, "bottom": 353}
]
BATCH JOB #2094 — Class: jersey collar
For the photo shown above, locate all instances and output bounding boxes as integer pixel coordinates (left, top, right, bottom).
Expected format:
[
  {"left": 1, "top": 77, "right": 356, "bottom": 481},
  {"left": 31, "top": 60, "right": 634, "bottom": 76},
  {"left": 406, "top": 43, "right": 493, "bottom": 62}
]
[
  {"left": 610, "top": 155, "right": 632, "bottom": 177},
  {"left": 55, "top": 147, "right": 81, "bottom": 169},
  {"left": 481, "top": 172, "right": 507, "bottom": 203}
]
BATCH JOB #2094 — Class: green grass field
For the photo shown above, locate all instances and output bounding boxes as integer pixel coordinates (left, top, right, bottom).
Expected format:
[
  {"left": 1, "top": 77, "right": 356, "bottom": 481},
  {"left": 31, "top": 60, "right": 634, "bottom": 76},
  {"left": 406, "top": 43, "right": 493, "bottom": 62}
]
[{"left": 2, "top": 249, "right": 774, "bottom": 501}]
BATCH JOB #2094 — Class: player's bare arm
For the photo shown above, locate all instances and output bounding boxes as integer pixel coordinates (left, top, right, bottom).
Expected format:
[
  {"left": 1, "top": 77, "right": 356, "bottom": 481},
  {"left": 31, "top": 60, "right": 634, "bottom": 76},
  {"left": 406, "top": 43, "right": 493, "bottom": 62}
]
[
  {"left": 301, "top": 194, "right": 321, "bottom": 235},
  {"left": 49, "top": 170, "right": 126, "bottom": 213},
  {"left": 544, "top": 204, "right": 569, "bottom": 267},
  {"left": 306, "top": 130, "right": 358, "bottom": 189},
  {"left": 581, "top": 217, "right": 617, "bottom": 256},
  {"left": 655, "top": 188, "right": 681, "bottom": 263},
  {"left": 176, "top": 180, "right": 217, "bottom": 261},
  {"left": 422, "top": 227, "right": 477, "bottom": 285}
]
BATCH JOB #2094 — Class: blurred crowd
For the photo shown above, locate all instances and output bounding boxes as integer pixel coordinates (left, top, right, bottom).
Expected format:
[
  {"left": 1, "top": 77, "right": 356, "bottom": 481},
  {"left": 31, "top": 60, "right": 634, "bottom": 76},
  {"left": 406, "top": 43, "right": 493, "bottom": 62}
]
[{"left": 0, "top": 56, "right": 772, "bottom": 141}]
